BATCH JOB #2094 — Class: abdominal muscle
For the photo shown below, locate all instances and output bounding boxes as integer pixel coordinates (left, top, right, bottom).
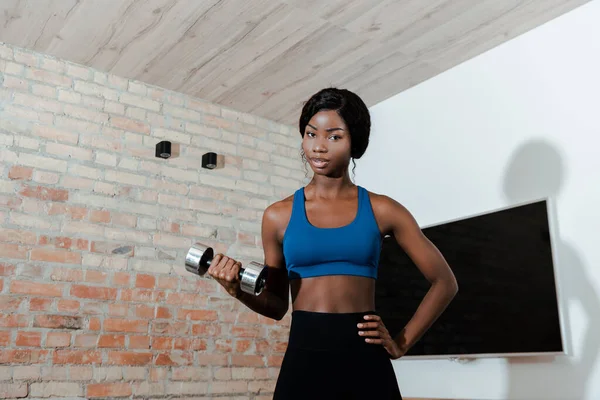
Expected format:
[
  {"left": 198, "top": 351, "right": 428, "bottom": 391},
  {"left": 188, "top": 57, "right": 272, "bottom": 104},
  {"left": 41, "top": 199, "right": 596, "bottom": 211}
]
[{"left": 289, "top": 275, "right": 376, "bottom": 313}]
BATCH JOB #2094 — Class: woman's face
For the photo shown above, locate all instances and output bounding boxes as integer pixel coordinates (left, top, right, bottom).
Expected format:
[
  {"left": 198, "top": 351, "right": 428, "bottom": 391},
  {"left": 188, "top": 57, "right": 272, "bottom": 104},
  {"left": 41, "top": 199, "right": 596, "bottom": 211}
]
[{"left": 302, "top": 110, "right": 351, "bottom": 177}]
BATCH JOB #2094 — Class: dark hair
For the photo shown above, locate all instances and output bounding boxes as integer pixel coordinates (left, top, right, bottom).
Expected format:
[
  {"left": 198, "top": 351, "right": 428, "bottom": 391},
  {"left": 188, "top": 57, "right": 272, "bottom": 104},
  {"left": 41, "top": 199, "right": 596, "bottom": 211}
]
[{"left": 299, "top": 87, "right": 371, "bottom": 159}]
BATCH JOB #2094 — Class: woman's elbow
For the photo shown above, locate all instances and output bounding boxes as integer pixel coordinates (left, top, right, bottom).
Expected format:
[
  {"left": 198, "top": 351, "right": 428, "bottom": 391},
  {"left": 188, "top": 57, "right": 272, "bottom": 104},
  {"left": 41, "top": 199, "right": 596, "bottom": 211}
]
[
  {"left": 269, "top": 299, "right": 289, "bottom": 321},
  {"left": 273, "top": 309, "right": 287, "bottom": 321},
  {"left": 446, "top": 273, "right": 459, "bottom": 297},
  {"left": 433, "top": 270, "right": 458, "bottom": 297}
]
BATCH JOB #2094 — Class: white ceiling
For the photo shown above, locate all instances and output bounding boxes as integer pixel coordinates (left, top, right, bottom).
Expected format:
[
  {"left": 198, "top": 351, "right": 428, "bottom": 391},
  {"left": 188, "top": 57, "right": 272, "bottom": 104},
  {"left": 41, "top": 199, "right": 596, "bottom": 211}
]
[{"left": 0, "top": 0, "right": 591, "bottom": 125}]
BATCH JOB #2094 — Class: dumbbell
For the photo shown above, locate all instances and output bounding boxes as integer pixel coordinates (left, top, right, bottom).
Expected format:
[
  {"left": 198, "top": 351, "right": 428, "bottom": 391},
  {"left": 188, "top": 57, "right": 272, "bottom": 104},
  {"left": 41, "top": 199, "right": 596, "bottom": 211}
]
[{"left": 185, "top": 242, "right": 268, "bottom": 296}]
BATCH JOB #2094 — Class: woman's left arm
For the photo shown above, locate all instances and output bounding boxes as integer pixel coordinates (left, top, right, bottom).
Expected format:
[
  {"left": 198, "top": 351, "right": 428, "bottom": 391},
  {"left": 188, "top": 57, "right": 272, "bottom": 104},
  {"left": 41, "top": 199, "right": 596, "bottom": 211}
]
[{"left": 371, "top": 195, "right": 459, "bottom": 357}]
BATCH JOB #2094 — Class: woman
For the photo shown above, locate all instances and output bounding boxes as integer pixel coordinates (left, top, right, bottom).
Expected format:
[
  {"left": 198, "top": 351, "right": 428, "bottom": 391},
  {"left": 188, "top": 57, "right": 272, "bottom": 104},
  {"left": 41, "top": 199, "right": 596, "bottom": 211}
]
[{"left": 207, "top": 88, "right": 458, "bottom": 399}]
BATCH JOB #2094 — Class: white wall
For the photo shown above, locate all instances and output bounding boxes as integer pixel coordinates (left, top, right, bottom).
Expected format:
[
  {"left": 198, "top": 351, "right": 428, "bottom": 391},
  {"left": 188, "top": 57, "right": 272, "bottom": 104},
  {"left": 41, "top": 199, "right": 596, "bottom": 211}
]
[{"left": 355, "top": 1, "right": 600, "bottom": 399}]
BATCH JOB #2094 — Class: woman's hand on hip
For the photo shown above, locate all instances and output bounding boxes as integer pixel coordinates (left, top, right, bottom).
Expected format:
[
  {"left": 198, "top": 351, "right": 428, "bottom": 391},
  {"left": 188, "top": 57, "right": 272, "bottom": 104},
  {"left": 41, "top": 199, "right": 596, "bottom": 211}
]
[{"left": 358, "top": 314, "right": 407, "bottom": 360}]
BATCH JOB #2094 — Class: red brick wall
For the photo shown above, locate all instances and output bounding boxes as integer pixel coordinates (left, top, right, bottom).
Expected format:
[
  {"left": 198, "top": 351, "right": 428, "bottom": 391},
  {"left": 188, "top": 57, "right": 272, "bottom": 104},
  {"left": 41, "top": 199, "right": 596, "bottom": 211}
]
[{"left": 0, "top": 42, "right": 305, "bottom": 399}]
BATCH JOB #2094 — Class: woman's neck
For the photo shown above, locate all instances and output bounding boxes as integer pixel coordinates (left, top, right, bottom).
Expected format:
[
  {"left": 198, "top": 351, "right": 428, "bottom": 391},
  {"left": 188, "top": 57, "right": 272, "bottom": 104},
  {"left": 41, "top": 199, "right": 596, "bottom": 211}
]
[{"left": 307, "top": 173, "right": 355, "bottom": 199}]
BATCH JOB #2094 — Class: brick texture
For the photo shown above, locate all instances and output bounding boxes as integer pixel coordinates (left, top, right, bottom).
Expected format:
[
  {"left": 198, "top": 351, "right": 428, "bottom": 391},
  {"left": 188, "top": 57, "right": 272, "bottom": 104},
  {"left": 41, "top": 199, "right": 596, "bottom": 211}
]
[{"left": 0, "top": 42, "right": 306, "bottom": 399}]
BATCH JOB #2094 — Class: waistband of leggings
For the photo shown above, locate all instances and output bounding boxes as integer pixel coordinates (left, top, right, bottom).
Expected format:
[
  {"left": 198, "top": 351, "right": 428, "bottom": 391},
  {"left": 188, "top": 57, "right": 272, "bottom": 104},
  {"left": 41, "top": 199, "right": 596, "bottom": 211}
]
[{"left": 287, "top": 309, "right": 380, "bottom": 351}]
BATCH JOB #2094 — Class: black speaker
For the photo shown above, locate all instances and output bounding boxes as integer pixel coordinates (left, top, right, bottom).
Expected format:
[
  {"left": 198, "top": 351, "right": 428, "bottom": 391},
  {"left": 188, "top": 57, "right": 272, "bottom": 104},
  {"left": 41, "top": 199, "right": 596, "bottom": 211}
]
[
  {"left": 155, "top": 141, "right": 171, "bottom": 159},
  {"left": 202, "top": 152, "right": 217, "bottom": 169}
]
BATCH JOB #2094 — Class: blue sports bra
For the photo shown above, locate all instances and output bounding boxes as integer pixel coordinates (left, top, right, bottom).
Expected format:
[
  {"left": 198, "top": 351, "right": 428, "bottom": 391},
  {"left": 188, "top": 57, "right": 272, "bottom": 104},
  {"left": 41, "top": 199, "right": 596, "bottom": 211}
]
[{"left": 282, "top": 185, "right": 382, "bottom": 280}]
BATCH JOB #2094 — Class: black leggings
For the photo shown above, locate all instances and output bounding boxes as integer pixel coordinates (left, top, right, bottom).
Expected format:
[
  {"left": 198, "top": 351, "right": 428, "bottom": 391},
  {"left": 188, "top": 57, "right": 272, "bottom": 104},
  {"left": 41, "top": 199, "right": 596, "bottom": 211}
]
[{"left": 273, "top": 310, "right": 402, "bottom": 399}]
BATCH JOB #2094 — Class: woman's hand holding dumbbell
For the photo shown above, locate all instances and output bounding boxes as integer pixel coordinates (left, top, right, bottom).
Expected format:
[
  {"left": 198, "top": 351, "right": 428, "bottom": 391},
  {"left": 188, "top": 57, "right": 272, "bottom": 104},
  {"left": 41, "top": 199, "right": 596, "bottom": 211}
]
[
  {"left": 207, "top": 253, "right": 244, "bottom": 298},
  {"left": 185, "top": 243, "right": 268, "bottom": 296}
]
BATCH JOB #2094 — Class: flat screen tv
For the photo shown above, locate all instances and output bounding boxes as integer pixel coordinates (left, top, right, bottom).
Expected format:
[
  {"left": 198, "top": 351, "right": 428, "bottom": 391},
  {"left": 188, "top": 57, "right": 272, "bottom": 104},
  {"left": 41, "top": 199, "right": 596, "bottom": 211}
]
[{"left": 375, "top": 199, "right": 566, "bottom": 360}]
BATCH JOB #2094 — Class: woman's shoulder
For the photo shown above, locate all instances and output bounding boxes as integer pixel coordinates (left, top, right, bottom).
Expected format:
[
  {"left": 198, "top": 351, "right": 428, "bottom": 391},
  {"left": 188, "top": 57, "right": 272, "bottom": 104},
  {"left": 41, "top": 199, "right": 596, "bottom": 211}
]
[
  {"left": 362, "top": 186, "right": 388, "bottom": 207},
  {"left": 361, "top": 187, "right": 412, "bottom": 218},
  {"left": 262, "top": 190, "right": 298, "bottom": 229}
]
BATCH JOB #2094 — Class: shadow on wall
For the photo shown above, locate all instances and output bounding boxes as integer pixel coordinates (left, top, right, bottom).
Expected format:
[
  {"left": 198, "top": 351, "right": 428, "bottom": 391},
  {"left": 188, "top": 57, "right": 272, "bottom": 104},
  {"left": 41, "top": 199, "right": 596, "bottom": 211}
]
[{"left": 502, "top": 140, "right": 600, "bottom": 400}]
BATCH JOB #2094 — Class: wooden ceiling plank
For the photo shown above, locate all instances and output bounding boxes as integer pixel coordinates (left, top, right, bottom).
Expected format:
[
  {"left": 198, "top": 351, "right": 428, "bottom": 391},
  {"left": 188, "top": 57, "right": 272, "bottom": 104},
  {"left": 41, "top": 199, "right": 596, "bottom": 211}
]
[
  {"left": 133, "top": 0, "right": 281, "bottom": 93},
  {"left": 178, "top": 2, "right": 323, "bottom": 101},
  {"left": 0, "top": 0, "right": 80, "bottom": 52}
]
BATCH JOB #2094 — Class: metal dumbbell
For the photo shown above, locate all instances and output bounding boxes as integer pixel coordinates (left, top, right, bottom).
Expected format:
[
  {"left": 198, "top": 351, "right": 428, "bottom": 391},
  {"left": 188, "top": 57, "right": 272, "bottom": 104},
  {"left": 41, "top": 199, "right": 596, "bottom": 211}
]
[{"left": 185, "top": 242, "right": 268, "bottom": 296}]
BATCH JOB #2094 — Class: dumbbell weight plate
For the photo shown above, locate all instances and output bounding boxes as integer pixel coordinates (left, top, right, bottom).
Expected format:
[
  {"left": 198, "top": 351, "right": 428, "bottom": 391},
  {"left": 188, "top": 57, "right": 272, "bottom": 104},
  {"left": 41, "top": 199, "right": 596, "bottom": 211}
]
[
  {"left": 185, "top": 243, "right": 213, "bottom": 276},
  {"left": 241, "top": 261, "right": 268, "bottom": 296}
]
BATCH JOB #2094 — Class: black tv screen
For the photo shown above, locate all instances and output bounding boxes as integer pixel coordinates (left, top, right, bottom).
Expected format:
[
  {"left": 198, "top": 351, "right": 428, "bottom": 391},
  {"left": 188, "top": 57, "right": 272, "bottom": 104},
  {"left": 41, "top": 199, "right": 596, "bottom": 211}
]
[{"left": 375, "top": 199, "right": 564, "bottom": 358}]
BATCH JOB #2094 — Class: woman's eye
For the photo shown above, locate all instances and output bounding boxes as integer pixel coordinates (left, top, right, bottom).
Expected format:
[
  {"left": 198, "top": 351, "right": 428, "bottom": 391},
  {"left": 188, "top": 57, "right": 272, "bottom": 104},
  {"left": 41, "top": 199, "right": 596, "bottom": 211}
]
[
  {"left": 329, "top": 135, "right": 340, "bottom": 141},
  {"left": 306, "top": 132, "right": 316, "bottom": 137}
]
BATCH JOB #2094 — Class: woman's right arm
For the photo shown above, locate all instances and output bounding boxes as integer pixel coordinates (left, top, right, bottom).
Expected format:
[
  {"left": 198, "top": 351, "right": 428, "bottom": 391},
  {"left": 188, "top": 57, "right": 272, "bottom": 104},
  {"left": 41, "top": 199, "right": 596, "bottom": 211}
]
[{"left": 208, "top": 202, "right": 290, "bottom": 320}]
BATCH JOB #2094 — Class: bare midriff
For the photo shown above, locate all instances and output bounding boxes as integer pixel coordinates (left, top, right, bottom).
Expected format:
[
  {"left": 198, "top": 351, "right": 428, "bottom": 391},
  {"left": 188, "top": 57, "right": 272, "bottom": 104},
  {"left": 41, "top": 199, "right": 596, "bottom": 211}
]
[{"left": 290, "top": 275, "right": 376, "bottom": 313}]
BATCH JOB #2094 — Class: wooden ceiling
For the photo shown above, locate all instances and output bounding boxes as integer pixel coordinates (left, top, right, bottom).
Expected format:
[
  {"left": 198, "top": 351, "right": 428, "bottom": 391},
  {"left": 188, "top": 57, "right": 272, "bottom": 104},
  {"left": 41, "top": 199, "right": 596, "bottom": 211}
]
[{"left": 0, "top": 0, "right": 590, "bottom": 125}]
